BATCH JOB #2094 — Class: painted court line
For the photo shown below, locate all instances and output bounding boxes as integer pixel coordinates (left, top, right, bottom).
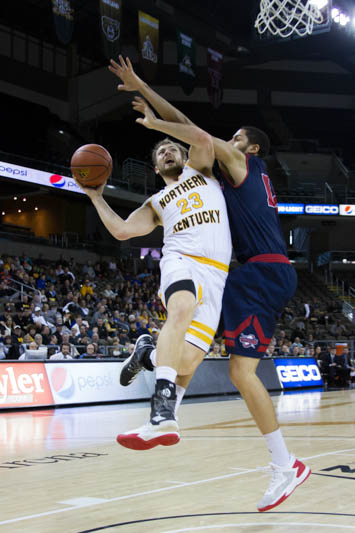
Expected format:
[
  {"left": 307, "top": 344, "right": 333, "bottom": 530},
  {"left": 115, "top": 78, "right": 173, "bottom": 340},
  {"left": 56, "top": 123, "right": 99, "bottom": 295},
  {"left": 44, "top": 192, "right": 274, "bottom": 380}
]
[
  {"left": 164, "top": 523, "right": 355, "bottom": 532},
  {"left": 1, "top": 447, "right": 355, "bottom": 526}
]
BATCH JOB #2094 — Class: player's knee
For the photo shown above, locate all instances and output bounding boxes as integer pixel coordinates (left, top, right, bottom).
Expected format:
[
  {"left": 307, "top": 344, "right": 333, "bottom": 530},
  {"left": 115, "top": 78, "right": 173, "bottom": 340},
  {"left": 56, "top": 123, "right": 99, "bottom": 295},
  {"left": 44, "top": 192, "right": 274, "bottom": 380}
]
[
  {"left": 179, "top": 349, "right": 204, "bottom": 375},
  {"left": 229, "top": 356, "right": 258, "bottom": 387},
  {"left": 167, "top": 295, "right": 196, "bottom": 325}
]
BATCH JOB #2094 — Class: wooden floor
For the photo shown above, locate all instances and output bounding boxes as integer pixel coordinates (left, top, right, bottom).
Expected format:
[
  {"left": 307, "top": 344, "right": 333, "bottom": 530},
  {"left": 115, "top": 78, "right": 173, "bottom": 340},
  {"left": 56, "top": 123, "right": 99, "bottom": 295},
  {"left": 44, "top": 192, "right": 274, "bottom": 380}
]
[{"left": 0, "top": 388, "right": 355, "bottom": 533}]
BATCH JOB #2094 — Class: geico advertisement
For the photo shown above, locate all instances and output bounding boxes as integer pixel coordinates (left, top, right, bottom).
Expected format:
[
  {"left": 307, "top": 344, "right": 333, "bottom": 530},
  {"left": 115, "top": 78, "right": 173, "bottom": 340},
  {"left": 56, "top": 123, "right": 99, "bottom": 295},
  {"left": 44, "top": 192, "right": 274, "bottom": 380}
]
[
  {"left": 273, "top": 357, "right": 323, "bottom": 389},
  {"left": 0, "top": 160, "right": 84, "bottom": 195},
  {"left": 45, "top": 362, "right": 156, "bottom": 404},
  {"left": 0, "top": 363, "right": 54, "bottom": 407},
  {"left": 305, "top": 204, "right": 339, "bottom": 215}
]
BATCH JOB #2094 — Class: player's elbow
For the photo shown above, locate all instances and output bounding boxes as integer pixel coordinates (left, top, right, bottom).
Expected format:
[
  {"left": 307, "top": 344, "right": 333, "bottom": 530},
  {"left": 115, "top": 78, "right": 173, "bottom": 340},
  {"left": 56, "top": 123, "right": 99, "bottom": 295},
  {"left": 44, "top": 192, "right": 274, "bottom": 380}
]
[
  {"left": 196, "top": 129, "right": 213, "bottom": 149},
  {"left": 113, "top": 227, "right": 132, "bottom": 241}
]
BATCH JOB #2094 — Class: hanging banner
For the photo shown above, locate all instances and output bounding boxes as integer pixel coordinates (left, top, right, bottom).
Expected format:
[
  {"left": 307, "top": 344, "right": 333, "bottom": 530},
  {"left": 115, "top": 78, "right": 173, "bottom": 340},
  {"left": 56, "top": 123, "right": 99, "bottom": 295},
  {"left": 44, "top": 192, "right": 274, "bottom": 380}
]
[
  {"left": 99, "top": 0, "right": 122, "bottom": 60},
  {"left": 138, "top": 11, "right": 159, "bottom": 82},
  {"left": 207, "top": 48, "right": 223, "bottom": 108},
  {"left": 177, "top": 31, "right": 196, "bottom": 95},
  {"left": 51, "top": 0, "right": 74, "bottom": 45}
]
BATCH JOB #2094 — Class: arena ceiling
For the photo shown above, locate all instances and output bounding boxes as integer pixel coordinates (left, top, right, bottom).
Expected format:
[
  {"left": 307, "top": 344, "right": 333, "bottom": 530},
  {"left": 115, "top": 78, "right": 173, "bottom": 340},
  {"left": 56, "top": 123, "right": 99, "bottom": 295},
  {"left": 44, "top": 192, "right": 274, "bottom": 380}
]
[{"left": 2, "top": 0, "right": 355, "bottom": 74}]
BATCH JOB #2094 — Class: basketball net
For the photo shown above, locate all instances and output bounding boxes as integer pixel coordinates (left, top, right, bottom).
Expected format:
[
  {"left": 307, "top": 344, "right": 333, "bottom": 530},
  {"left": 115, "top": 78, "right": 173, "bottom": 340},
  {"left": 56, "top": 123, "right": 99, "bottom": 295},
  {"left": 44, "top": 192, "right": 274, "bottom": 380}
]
[{"left": 254, "top": 0, "right": 324, "bottom": 38}]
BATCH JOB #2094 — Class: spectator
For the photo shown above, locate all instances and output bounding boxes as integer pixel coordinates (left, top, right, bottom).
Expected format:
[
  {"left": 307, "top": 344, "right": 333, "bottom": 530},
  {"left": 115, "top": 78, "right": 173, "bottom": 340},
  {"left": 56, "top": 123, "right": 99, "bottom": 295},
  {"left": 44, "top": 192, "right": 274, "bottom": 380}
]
[
  {"left": 32, "top": 306, "right": 54, "bottom": 331},
  {"left": 320, "top": 345, "right": 347, "bottom": 388},
  {"left": 78, "top": 298, "right": 90, "bottom": 317},
  {"left": 12, "top": 325, "right": 24, "bottom": 345},
  {"left": 79, "top": 343, "right": 97, "bottom": 359},
  {"left": 207, "top": 343, "right": 222, "bottom": 358},
  {"left": 50, "top": 342, "right": 73, "bottom": 360},
  {"left": 1, "top": 335, "right": 19, "bottom": 359},
  {"left": 342, "top": 346, "right": 355, "bottom": 386},
  {"left": 103, "top": 284, "right": 116, "bottom": 299},
  {"left": 291, "top": 346, "right": 300, "bottom": 357},
  {"left": 330, "top": 320, "right": 347, "bottom": 337},
  {"left": 290, "top": 337, "right": 303, "bottom": 352},
  {"left": 80, "top": 279, "right": 94, "bottom": 298},
  {"left": 279, "top": 344, "right": 290, "bottom": 356},
  {"left": 107, "top": 337, "right": 122, "bottom": 357},
  {"left": 298, "top": 346, "right": 306, "bottom": 357}
]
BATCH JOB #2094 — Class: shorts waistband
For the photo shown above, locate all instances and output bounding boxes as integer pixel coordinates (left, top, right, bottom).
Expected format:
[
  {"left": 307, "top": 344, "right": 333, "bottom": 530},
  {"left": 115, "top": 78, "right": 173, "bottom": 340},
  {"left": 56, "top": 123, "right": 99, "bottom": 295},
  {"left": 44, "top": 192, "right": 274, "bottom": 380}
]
[
  {"left": 183, "top": 254, "right": 229, "bottom": 272},
  {"left": 247, "top": 254, "right": 291, "bottom": 265}
]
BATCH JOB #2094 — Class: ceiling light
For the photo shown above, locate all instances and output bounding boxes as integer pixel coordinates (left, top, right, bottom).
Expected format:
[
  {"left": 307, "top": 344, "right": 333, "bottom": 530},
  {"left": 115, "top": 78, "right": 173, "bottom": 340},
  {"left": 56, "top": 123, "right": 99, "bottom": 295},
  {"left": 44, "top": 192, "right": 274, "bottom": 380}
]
[
  {"left": 18, "top": 209, "right": 22, "bottom": 213},
  {"left": 1, "top": 211, "right": 5, "bottom": 215},
  {"left": 13, "top": 196, "right": 17, "bottom": 200},
  {"left": 22, "top": 197, "right": 27, "bottom": 202},
  {"left": 34, "top": 207, "right": 38, "bottom": 211}
]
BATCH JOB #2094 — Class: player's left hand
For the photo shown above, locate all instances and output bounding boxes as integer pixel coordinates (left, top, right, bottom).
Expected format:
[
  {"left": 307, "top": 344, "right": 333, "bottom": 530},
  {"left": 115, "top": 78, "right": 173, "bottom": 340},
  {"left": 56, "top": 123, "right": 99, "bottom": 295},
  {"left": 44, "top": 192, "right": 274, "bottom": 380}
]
[
  {"left": 133, "top": 96, "right": 157, "bottom": 129},
  {"left": 108, "top": 56, "right": 143, "bottom": 92}
]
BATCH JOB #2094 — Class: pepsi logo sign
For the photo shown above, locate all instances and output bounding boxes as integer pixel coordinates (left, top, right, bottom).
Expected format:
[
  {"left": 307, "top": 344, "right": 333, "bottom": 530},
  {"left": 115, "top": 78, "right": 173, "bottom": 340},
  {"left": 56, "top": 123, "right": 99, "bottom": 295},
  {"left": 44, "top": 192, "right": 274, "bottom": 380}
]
[
  {"left": 340, "top": 204, "right": 355, "bottom": 216},
  {"left": 50, "top": 367, "right": 75, "bottom": 399},
  {"left": 49, "top": 174, "right": 66, "bottom": 188}
]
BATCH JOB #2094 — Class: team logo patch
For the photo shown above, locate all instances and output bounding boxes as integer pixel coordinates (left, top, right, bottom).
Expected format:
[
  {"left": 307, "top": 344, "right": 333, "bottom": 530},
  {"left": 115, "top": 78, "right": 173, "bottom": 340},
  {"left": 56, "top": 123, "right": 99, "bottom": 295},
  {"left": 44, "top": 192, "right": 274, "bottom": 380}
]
[{"left": 239, "top": 333, "right": 258, "bottom": 349}]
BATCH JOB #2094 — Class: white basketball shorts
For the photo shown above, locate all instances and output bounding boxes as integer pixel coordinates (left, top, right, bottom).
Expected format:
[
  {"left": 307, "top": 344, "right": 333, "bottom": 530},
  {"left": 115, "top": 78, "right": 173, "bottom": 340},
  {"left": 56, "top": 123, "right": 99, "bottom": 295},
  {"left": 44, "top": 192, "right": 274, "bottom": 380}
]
[{"left": 158, "top": 252, "right": 229, "bottom": 352}]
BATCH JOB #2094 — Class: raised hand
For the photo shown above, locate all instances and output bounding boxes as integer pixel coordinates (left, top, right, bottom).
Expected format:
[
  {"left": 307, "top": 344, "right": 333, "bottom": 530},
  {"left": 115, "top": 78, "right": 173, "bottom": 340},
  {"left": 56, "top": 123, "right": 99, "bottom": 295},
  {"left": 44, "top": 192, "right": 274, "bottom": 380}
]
[
  {"left": 73, "top": 179, "right": 106, "bottom": 200},
  {"left": 133, "top": 97, "right": 158, "bottom": 129},
  {"left": 108, "top": 55, "right": 143, "bottom": 92}
]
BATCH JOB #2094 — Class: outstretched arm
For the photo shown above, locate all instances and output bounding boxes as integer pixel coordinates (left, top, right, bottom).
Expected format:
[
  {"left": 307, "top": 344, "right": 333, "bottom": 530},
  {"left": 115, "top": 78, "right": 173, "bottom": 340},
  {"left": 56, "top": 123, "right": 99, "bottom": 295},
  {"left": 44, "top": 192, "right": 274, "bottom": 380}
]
[
  {"left": 109, "top": 56, "right": 245, "bottom": 183},
  {"left": 75, "top": 182, "right": 158, "bottom": 240},
  {"left": 109, "top": 55, "right": 194, "bottom": 126},
  {"left": 133, "top": 98, "right": 214, "bottom": 175}
]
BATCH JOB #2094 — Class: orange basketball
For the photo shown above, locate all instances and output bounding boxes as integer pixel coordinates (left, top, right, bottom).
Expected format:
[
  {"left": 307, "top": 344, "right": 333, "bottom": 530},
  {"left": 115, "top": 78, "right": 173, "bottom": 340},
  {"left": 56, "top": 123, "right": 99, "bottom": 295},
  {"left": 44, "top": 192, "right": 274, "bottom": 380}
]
[{"left": 70, "top": 144, "right": 112, "bottom": 188}]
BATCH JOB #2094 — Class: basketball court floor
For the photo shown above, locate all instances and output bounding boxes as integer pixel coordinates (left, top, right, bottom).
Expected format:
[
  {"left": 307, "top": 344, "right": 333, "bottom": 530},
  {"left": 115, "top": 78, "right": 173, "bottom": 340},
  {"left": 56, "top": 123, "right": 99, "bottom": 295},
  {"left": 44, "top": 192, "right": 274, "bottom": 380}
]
[{"left": 0, "top": 388, "right": 354, "bottom": 532}]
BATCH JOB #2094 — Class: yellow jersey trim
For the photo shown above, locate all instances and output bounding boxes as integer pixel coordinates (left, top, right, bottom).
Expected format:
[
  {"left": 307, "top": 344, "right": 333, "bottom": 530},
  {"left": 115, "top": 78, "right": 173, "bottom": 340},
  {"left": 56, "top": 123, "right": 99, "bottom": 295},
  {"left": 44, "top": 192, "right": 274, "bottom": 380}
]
[
  {"left": 187, "top": 327, "right": 212, "bottom": 346},
  {"left": 191, "top": 320, "right": 215, "bottom": 338},
  {"left": 183, "top": 254, "right": 229, "bottom": 273}
]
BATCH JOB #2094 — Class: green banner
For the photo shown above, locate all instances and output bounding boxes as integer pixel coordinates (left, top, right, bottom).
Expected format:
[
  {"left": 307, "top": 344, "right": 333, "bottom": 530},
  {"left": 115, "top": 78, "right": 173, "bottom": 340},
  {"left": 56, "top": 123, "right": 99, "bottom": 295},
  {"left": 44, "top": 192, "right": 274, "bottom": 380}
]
[
  {"left": 177, "top": 31, "right": 196, "bottom": 95},
  {"left": 207, "top": 48, "right": 223, "bottom": 108},
  {"left": 100, "top": 0, "right": 122, "bottom": 60},
  {"left": 138, "top": 11, "right": 159, "bottom": 82}
]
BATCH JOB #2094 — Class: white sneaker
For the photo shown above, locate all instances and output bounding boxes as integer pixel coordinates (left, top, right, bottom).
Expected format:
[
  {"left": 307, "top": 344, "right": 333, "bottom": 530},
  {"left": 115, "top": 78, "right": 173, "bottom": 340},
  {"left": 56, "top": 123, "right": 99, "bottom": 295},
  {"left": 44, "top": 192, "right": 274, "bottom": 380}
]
[
  {"left": 116, "top": 420, "right": 180, "bottom": 451},
  {"left": 257, "top": 455, "right": 311, "bottom": 512}
]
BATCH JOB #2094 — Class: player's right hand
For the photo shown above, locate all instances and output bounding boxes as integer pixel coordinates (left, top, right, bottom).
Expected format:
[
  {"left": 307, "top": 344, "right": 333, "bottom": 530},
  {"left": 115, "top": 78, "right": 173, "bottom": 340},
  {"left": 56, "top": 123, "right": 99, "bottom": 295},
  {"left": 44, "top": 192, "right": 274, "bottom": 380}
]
[
  {"left": 108, "top": 55, "right": 143, "bottom": 92},
  {"left": 133, "top": 97, "right": 157, "bottom": 129},
  {"left": 74, "top": 179, "right": 106, "bottom": 199}
]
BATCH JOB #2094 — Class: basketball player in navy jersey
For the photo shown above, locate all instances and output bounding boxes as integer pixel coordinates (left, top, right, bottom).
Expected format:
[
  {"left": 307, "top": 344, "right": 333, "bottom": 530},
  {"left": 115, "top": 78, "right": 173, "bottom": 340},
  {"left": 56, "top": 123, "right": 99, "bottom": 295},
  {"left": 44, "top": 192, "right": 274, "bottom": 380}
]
[{"left": 109, "top": 56, "right": 311, "bottom": 512}]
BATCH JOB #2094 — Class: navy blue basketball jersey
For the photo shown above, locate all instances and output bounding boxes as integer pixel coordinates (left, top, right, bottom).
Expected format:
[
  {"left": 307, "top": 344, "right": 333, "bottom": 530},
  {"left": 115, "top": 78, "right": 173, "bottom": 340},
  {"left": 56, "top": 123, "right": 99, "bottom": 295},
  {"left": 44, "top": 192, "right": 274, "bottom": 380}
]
[{"left": 220, "top": 154, "right": 287, "bottom": 263}]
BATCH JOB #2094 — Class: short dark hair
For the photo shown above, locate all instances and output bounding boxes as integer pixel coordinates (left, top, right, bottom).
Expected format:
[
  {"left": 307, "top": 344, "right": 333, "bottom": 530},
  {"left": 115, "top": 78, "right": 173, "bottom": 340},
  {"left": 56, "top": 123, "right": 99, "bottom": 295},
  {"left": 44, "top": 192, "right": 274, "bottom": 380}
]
[
  {"left": 151, "top": 137, "right": 188, "bottom": 166},
  {"left": 241, "top": 126, "right": 270, "bottom": 158}
]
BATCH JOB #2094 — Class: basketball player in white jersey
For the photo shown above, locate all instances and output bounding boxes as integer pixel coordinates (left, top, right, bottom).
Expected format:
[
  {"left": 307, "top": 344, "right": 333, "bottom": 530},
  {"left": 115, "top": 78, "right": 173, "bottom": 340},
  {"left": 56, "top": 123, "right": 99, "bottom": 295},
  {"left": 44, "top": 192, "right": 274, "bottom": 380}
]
[
  {"left": 107, "top": 55, "right": 311, "bottom": 513},
  {"left": 76, "top": 101, "right": 231, "bottom": 451}
]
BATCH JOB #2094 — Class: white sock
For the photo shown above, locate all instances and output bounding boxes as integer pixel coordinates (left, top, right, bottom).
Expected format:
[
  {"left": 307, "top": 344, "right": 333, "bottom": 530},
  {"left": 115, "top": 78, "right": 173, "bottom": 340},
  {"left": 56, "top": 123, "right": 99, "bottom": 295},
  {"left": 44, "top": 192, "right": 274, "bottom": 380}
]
[
  {"left": 174, "top": 385, "right": 186, "bottom": 416},
  {"left": 149, "top": 348, "right": 157, "bottom": 367},
  {"left": 264, "top": 428, "right": 290, "bottom": 467},
  {"left": 156, "top": 366, "right": 177, "bottom": 383}
]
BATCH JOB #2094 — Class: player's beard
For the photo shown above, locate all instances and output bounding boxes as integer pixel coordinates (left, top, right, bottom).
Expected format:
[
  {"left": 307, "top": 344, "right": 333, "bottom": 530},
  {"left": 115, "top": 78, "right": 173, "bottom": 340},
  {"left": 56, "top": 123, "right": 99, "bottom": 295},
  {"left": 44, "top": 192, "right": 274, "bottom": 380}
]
[{"left": 160, "top": 162, "right": 183, "bottom": 179}]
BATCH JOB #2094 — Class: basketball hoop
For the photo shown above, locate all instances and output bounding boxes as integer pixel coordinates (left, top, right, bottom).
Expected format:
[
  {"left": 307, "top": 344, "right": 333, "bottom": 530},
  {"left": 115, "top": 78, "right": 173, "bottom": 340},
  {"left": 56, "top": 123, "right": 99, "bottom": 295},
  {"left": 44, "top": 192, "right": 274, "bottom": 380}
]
[{"left": 254, "top": 0, "right": 324, "bottom": 38}]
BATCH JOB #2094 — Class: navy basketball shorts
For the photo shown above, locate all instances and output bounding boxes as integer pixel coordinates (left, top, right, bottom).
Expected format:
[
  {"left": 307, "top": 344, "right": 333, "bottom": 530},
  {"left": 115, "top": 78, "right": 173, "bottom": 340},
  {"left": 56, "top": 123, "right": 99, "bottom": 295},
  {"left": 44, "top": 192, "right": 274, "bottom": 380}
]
[{"left": 223, "top": 258, "right": 297, "bottom": 358}]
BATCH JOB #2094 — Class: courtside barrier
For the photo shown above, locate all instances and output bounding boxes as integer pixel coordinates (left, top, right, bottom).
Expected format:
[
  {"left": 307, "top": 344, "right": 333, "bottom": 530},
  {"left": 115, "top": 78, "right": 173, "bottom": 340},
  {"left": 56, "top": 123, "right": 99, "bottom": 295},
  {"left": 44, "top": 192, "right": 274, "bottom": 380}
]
[{"left": 0, "top": 357, "right": 322, "bottom": 409}]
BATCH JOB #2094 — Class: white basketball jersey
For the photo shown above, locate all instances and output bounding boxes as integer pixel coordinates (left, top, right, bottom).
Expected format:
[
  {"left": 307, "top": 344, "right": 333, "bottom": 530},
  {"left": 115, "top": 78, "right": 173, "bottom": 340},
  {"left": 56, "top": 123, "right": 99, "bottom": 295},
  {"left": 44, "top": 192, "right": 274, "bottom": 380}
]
[{"left": 149, "top": 165, "right": 231, "bottom": 266}]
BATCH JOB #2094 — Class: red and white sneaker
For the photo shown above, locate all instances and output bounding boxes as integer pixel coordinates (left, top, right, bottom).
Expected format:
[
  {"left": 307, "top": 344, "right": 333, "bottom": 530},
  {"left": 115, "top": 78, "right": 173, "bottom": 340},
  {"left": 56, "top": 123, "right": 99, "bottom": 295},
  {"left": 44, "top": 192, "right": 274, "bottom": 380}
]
[
  {"left": 117, "top": 384, "right": 179, "bottom": 450},
  {"left": 257, "top": 455, "right": 311, "bottom": 512},
  {"left": 117, "top": 420, "right": 180, "bottom": 450}
]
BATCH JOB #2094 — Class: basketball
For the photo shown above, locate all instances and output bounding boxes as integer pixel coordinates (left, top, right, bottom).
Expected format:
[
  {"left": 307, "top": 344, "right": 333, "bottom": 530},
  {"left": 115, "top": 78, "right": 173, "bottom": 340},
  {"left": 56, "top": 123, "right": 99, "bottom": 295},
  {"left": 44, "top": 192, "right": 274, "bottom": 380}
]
[{"left": 70, "top": 144, "right": 112, "bottom": 188}]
